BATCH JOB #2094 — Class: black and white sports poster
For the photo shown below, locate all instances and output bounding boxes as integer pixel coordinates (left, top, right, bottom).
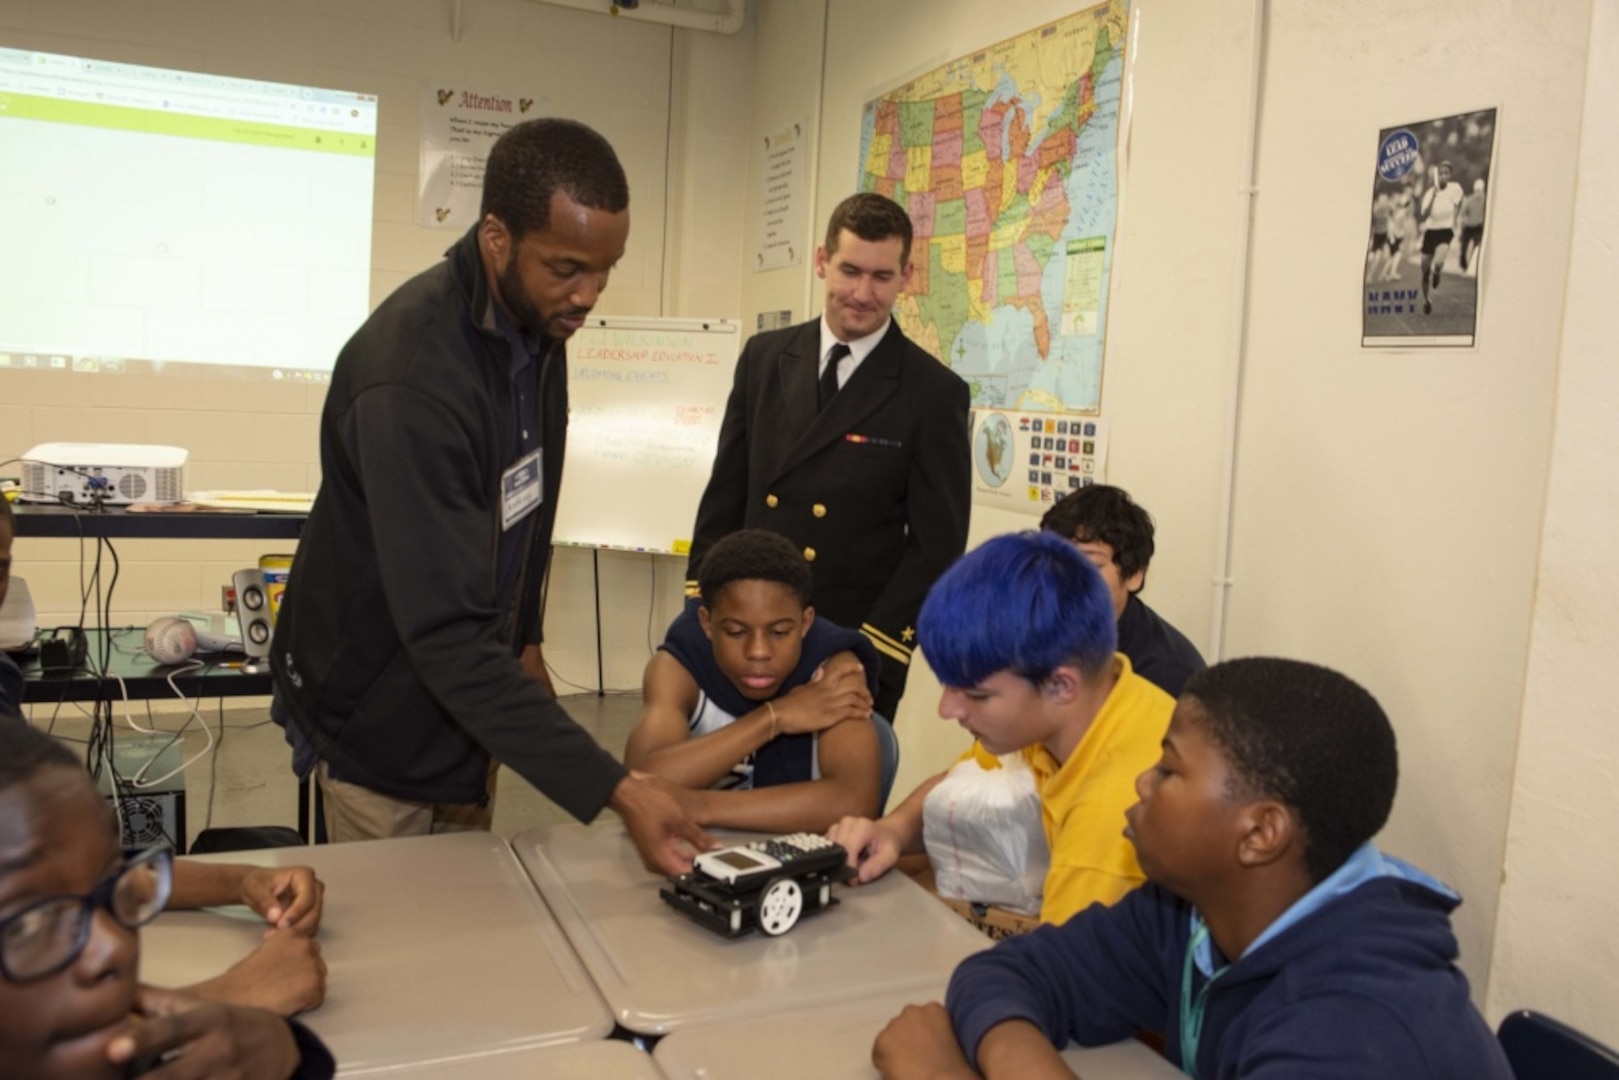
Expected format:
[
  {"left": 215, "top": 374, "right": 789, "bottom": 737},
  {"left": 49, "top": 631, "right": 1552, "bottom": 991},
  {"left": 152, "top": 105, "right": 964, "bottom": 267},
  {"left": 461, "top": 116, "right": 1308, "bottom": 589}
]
[{"left": 1362, "top": 108, "right": 1497, "bottom": 348}]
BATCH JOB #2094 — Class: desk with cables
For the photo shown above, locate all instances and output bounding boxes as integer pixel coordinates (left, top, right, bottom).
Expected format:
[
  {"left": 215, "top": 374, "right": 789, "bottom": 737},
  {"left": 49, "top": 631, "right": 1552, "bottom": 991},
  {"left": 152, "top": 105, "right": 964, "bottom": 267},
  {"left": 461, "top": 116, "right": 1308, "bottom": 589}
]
[
  {"left": 11, "top": 504, "right": 304, "bottom": 698},
  {"left": 12, "top": 629, "right": 273, "bottom": 855},
  {"left": 11, "top": 504, "right": 310, "bottom": 847},
  {"left": 15, "top": 627, "right": 274, "bottom": 702},
  {"left": 15, "top": 630, "right": 279, "bottom": 854}
]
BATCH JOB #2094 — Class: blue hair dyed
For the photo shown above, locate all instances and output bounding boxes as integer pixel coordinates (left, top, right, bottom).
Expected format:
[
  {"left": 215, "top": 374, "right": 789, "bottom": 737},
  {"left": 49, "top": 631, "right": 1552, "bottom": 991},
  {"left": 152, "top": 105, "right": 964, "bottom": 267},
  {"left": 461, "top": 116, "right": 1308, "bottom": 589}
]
[{"left": 918, "top": 530, "right": 1118, "bottom": 688}]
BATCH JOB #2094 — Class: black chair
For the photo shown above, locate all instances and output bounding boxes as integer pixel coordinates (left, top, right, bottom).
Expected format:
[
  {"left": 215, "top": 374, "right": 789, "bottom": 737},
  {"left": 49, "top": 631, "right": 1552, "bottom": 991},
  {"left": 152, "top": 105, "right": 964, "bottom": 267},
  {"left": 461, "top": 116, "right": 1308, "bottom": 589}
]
[
  {"left": 1498, "top": 1010, "right": 1619, "bottom": 1080},
  {"left": 189, "top": 825, "right": 306, "bottom": 853}
]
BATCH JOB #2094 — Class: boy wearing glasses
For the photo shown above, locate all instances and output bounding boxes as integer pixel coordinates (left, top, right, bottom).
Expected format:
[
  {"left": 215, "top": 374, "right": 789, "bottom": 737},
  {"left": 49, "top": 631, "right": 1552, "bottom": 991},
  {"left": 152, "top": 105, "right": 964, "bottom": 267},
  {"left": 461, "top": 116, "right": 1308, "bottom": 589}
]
[{"left": 0, "top": 719, "right": 334, "bottom": 1077}]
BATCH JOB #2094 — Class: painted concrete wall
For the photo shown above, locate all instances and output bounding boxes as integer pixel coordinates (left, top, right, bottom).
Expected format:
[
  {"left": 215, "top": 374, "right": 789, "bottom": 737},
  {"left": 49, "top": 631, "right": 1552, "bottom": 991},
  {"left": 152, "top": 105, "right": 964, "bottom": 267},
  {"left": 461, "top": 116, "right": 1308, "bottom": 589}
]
[
  {"left": 543, "top": 6, "right": 755, "bottom": 694},
  {"left": 1224, "top": 0, "right": 1588, "bottom": 1000},
  {"left": 736, "top": 0, "right": 828, "bottom": 334},
  {"left": 1485, "top": 0, "right": 1619, "bottom": 1045}
]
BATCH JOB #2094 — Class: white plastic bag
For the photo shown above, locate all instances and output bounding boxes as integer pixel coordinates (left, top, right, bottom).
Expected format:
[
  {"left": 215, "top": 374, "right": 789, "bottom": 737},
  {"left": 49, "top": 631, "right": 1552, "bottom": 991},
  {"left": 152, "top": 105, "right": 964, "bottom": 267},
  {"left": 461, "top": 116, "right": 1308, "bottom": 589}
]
[{"left": 922, "top": 752, "right": 1049, "bottom": 916}]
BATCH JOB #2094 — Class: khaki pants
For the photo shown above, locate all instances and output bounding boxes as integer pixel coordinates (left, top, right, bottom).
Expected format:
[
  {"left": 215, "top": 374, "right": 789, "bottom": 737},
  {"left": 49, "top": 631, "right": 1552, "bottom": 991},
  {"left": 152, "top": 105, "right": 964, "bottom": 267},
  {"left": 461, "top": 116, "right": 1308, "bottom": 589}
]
[{"left": 316, "top": 761, "right": 498, "bottom": 843}]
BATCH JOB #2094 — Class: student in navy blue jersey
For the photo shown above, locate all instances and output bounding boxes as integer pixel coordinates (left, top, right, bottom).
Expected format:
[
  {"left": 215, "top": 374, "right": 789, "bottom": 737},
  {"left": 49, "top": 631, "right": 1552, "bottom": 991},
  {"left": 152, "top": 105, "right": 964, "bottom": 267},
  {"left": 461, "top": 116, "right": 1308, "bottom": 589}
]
[{"left": 627, "top": 529, "right": 881, "bottom": 834}]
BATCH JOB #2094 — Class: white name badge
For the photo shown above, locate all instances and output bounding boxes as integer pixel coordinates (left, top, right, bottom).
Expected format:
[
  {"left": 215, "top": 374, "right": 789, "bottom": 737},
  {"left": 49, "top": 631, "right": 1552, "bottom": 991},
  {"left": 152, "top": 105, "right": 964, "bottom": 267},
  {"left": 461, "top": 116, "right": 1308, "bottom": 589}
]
[{"left": 501, "top": 449, "right": 543, "bottom": 531}]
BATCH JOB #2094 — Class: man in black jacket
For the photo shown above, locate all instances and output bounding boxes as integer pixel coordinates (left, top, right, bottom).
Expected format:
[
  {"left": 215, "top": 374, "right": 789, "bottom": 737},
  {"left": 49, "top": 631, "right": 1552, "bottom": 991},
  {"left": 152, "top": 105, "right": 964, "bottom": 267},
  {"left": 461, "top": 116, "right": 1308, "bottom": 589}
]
[
  {"left": 687, "top": 194, "right": 972, "bottom": 720},
  {"left": 272, "top": 119, "right": 708, "bottom": 872}
]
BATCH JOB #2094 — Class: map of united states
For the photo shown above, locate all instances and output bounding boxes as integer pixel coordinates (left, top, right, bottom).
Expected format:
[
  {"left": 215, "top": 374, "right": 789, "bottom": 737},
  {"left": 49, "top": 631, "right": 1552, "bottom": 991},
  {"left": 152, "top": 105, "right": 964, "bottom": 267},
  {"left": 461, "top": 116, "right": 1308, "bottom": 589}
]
[{"left": 859, "top": 1, "right": 1127, "bottom": 415}]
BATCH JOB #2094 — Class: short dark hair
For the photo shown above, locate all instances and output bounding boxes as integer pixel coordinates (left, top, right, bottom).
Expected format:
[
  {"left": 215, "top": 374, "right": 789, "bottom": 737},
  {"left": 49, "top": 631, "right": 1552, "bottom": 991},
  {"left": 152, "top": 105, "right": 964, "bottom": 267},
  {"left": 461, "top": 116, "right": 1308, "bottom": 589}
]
[
  {"left": 919, "top": 531, "right": 1116, "bottom": 686},
  {"left": 825, "top": 192, "right": 913, "bottom": 267},
  {"left": 697, "top": 529, "right": 813, "bottom": 609},
  {"left": 0, "top": 716, "right": 80, "bottom": 793},
  {"left": 1183, "top": 658, "right": 1398, "bottom": 883},
  {"left": 1039, "top": 484, "right": 1155, "bottom": 588},
  {"left": 480, "top": 118, "right": 629, "bottom": 242},
  {"left": 0, "top": 493, "right": 13, "bottom": 534}
]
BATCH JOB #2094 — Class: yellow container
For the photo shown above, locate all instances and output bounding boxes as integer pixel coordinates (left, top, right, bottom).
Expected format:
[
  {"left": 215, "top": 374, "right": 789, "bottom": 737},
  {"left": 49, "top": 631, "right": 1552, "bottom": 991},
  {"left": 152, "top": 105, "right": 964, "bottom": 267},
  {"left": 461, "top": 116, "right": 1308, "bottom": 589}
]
[{"left": 259, "top": 553, "right": 294, "bottom": 624}]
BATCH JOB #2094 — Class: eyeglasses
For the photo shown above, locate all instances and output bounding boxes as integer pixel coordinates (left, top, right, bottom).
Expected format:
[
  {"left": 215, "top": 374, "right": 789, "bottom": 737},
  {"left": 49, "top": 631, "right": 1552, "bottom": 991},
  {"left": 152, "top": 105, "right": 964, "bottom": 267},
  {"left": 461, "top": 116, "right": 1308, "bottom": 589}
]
[{"left": 0, "top": 846, "right": 173, "bottom": 983}]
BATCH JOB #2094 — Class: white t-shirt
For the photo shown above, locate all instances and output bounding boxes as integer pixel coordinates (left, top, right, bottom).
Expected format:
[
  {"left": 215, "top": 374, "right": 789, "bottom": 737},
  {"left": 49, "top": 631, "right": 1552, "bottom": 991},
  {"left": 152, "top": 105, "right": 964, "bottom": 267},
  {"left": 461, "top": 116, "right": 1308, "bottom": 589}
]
[{"left": 1422, "top": 181, "right": 1465, "bottom": 231}]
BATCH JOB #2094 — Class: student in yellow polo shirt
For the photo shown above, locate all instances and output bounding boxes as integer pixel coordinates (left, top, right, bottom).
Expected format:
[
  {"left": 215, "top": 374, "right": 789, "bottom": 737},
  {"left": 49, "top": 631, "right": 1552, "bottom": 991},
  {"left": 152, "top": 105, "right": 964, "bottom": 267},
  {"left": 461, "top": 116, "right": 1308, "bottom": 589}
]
[{"left": 829, "top": 530, "right": 1174, "bottom": 925}]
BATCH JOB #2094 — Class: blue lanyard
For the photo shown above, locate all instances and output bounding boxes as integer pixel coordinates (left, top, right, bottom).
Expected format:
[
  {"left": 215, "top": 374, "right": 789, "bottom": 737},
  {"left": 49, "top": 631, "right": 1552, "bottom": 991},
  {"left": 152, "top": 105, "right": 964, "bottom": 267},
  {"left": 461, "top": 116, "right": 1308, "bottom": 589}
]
[{"left": 1179, "top": 918, "right": 1227, "bottom": 1079}]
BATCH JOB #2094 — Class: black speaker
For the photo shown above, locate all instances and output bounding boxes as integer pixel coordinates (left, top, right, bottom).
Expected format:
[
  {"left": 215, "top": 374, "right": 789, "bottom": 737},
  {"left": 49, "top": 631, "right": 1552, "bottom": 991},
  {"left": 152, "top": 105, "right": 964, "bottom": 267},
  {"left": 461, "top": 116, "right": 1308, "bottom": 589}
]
[{"left": 232, "top": 568, "right": 273, "bottom": 660}]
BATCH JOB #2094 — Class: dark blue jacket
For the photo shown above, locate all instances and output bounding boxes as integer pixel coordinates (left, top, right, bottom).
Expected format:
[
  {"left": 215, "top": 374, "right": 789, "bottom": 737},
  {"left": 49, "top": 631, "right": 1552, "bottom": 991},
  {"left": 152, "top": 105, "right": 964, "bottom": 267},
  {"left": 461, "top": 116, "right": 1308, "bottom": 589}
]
[
  {"left": 948, "top": 871, "right": 1511, "bottom": 1078},
  {"left": 1116, "top": 594, "right": 1204, "bottom": 700},
  {"left": 287, "top": 1018, "right": 336, "bottom": 1078}
]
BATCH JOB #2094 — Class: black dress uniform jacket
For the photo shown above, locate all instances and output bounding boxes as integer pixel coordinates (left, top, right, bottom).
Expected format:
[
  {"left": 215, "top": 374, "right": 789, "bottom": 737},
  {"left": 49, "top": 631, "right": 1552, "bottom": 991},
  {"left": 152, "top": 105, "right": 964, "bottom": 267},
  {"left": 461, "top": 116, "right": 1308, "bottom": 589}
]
[{"left": 688, "top": 318, "right": 972, "bottom": 717}]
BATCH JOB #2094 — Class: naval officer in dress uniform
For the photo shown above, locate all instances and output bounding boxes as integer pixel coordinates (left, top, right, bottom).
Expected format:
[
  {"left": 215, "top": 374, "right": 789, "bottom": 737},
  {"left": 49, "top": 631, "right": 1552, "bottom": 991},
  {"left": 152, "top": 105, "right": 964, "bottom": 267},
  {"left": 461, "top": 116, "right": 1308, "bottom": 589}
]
[{"left": 687, "top": 193, "right": 972, "bottom": 720}]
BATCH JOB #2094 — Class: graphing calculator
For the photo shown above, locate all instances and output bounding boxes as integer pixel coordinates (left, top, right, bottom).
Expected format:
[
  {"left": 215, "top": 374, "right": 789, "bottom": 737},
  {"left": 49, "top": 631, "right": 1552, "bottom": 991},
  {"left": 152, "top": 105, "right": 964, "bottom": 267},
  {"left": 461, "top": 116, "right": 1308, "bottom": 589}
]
[{"left": 661, "top": 833, "right": 851, "bottom": 937}]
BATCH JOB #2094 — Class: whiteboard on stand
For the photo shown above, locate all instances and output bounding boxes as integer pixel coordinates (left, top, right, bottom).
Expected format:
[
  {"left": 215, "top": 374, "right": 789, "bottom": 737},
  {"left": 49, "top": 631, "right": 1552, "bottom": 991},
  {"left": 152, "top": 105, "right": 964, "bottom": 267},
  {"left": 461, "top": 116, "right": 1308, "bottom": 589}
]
[{"left": 552, "top": 317, "right": 739, "bottom": 555}]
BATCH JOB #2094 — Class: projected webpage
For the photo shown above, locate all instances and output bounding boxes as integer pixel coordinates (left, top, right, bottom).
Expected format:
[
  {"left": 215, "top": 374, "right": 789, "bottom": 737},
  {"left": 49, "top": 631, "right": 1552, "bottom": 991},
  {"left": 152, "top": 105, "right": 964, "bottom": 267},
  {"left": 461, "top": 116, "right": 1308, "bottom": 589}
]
[{"left": 0, "top": 48, "right": 377, "bottom": 381}]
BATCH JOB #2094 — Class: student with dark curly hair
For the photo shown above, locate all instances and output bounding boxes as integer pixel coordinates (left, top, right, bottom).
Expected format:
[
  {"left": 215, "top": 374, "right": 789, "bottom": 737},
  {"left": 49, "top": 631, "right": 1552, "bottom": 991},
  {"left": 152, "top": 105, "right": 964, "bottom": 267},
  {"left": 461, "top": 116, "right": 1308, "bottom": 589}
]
[
  {"left": 1040, "top": 484, "right": 1204, "bottom": 698},
  {"left": 627, "top": 529, "right": 882, "bottom": 834},
  {"left": 874, "top": 657, "right": 1511, "bottom": 1080}
]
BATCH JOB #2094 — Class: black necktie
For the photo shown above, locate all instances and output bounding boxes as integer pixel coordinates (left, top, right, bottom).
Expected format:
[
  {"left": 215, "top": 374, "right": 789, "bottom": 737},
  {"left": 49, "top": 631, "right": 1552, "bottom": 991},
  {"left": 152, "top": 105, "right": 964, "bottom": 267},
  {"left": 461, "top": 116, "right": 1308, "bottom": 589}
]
[{"left": 819, "top": 343, "right": 851, "bottom": 410}]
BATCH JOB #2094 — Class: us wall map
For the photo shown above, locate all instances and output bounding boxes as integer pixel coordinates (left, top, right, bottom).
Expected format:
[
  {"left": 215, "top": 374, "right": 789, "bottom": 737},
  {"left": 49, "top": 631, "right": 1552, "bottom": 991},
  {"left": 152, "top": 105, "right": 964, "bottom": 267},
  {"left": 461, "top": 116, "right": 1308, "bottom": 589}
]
[{"left": 858, "top": 1, "right": 1128, "bottom": 513}]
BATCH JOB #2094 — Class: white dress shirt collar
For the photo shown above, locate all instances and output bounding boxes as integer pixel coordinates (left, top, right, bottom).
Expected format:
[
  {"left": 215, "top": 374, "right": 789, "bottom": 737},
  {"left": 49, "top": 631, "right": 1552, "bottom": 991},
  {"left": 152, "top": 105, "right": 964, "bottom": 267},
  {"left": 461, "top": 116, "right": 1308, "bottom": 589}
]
[{"left": 818, "top": 315, "right": 890, "bottom": 374}]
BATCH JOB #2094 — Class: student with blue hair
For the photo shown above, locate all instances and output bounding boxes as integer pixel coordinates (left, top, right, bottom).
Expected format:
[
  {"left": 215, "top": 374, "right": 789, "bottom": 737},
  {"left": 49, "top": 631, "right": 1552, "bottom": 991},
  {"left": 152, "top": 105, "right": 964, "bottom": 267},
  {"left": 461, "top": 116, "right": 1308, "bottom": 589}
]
[{"left": 829, "top": 531, "right": 1174, "bottom": 925}]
